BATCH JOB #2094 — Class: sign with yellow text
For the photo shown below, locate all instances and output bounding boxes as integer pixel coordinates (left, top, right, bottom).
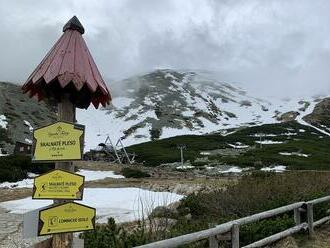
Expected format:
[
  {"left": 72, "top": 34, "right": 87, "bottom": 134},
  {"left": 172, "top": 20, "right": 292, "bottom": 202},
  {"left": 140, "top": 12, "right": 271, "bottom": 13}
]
[
  {"left": 38, "top": 202, "right": 95, "bottom": 236},
  {"left": 32, "top": 121, "right": 84, "bottom": 162},
  {"left": 32, "top": 169, "right": 84, "bottom": 200}
]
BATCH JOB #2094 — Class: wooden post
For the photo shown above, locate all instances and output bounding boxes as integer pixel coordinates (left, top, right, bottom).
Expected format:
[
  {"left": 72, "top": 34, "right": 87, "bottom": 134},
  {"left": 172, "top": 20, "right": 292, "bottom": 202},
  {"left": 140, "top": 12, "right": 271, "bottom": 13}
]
[
  {"left": 209, "top": 235, "right": 218, "bottom": 248},
  {"left": 208, "top": 223, "right": 219, "bottom": 248},
  {"left": 231, "top": 224, "right": 239, "bottom": 248},
  {"left": 307, "top": 203, "right": 314, "bottom": 238},
  {"left": 52, "top": 94, "right": 75, "bottom": 248},
  {"left": 294, "top": 208, "right": 301, "bottom": 225}
]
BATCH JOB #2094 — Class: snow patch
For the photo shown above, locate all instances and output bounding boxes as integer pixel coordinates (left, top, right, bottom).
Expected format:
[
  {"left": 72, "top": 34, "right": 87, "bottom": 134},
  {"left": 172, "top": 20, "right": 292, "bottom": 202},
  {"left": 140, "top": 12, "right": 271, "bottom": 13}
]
[
  {"left": 219, "top": 166, "right": 243, "bottom": 173},
  {"left": 78, "top": 169, "right": 125, "bottom": 180},
  {"left": 112, "top": 97, "right": 135, "bottom": 109},
  {"left": 228, "top": 143, "right": 249, "bottom": 149},
  {"left": 255, "top": 140, "right": 284, "bottom": 145},
  {"left": 23, "top": 120, "right": 33, "bottom": 132},
  {"left": 279, "top": 152, "right": 309, "bottom": 157},
  {"left": 260, "top": 165, "right": 286, "bottom": 173},
  {"left": 0, "top": 188, "right": 184, "bottom": 223},
  {"left": 176, "top": 165, "right": 195, "bottom": 170},
  {"left": 0, "top": 115, "right": 7, "bottom": 129}
]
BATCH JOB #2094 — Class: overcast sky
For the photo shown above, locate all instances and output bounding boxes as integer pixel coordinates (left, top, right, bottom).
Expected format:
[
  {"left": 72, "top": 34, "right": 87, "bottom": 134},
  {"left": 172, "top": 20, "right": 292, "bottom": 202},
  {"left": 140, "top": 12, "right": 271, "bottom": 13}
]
[{"left": 0, "top": 0, "right": 329, "bottom": 97}]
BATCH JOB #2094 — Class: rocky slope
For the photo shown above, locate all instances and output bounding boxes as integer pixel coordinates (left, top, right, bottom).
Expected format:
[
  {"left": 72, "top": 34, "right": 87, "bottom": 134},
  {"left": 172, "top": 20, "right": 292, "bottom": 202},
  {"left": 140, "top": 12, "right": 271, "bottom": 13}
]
[
  {"left": 303, "top": 98, "right": 330, "bottom": 133},
  {"left": 77, "top": 69, "right": 330, "bottom": 150},
  {"left": 0, "top": 82, "right": 56, "bottom": 154}
]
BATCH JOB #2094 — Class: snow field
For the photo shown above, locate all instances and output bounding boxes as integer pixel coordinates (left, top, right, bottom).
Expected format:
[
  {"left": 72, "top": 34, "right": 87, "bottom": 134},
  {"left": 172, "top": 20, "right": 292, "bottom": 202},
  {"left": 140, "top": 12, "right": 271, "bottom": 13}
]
[{"left": 0, "top": 188, "right": 184, "bottom": 224}]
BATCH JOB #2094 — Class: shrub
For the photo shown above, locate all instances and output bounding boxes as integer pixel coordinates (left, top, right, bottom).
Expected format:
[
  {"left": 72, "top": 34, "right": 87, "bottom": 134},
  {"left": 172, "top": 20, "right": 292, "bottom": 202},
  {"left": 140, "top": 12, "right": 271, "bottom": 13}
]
[
  {"left": 177, "top": 172, "right": 330, "bottom": 246},
  {"left": 81, "top": 172, "right": 330, "bottom": 247},
  {"left": 83, "top": 218, "right": 148, "bottom": 248},
  {"left": 126, "top": 121, "right": 330, "bottom": 170},
  {"left": 0, "top": 155, "right": 53, "bottom": 182},
  {"left": 121, "top": 167, "right": 150, "bottom": 178}
]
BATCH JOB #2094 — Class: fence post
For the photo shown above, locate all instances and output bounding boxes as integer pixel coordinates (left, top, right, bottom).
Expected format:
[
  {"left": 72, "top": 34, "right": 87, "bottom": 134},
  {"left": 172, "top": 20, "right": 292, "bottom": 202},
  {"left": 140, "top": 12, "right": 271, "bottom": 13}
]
[
  {"left": 307, "top": 203, "right": 314, "bottom": 238},
  {"left": 232, "top": 224, "right": 239, "bottom": 248},
  {"left": 294, "top": 208, "right": 301, "bottom": 225},
  {"left": 208, "top": 223, "right": 219, "bottom": 248},
  {"left": 209, "top": 235, "right": 219, "bottom": 248}
]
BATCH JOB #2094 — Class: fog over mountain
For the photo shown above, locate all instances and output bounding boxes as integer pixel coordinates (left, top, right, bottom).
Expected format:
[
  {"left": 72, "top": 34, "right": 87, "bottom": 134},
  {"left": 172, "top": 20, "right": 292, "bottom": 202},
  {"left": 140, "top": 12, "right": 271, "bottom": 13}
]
[{"left": 0, "top": 0, "right": 330, "bottom": 98}]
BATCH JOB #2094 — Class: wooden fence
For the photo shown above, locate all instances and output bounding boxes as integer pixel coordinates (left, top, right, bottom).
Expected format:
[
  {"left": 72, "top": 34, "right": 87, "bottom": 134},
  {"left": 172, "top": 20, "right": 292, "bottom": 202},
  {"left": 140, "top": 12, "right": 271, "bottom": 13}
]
[{"left": 135, "top": 195, "right": 330, "bottom": 248}]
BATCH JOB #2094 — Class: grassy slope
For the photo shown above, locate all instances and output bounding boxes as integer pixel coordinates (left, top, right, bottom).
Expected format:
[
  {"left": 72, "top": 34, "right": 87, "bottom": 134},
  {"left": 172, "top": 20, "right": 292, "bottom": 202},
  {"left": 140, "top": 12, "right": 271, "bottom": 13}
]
[{"left": 127, "top": 121, "right": 330, "bottom": 170}]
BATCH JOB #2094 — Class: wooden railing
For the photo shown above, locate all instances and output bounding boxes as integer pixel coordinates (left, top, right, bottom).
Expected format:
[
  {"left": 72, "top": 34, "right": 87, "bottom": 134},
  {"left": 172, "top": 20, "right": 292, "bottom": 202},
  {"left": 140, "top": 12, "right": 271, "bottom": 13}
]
[{"left": 135, "top": 195, "right": 330, "bottom": 248}]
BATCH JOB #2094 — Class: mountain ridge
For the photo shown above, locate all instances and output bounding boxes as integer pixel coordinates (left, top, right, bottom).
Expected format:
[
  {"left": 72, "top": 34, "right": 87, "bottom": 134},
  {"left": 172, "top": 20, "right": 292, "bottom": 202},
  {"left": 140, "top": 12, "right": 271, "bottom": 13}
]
[
  {"left": 78, "top": 69, "right": 330, "bottom": 150},
  {"left": 0, "top": 69, "right": 329, "bottom": 153}
]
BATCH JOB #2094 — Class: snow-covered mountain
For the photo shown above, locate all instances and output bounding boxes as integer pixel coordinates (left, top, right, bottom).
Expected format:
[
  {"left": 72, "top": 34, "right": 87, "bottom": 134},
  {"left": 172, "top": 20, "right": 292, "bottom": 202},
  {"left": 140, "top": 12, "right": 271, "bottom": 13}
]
[{"left": 77, "top": 69, "right": 329, "bottom": 150}]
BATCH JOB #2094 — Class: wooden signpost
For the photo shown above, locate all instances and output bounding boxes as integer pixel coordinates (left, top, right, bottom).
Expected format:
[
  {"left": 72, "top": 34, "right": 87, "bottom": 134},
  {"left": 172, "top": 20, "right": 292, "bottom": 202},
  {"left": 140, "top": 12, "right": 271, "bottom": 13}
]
[{"left": 22, "top": 16, "right": 111, "bottom": 248}]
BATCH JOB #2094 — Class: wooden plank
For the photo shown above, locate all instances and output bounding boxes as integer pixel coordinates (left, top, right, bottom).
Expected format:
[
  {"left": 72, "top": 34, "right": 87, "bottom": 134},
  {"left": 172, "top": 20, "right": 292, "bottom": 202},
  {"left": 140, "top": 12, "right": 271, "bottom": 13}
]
[
  {"left": 217, "top": 232, "right": 231, "bottom": 241},
  {"left": 236, "top": 202, "right": 304, "bottom": 226},
  {"left": 52, "top": 94, "right": 75, "bottom": 248},
  {"left": 209, "top": 235, "right": 218, "bottom": 248},
  {"left": 307, "top": 195, "right": 330, "bottom": 205},
  {"left": 314, "top": 215, "right": 330, "bottom": 227},
  {"left": 43, "top": 32, "right": 73, "bottom": 84},
  {"left": 294, "top": 208, "right": 301, "bottom": 225},
  {"left": 134, "top": 197, "right": 330, "bottom": 248},
  {"left": 134, "top": 223, "right": 232, "bottom": 248},
  {"left": 307, "top": 203, "right": 314, "bottom": 238},
  {"left": 208, "top": 223, "right": 218, "bottom": 248},
  {"left": 135, "top": 202, "right": 304, "bottom": 248},
  {"left": 231, "top": 224, "right": 239, "bottom": 248},
  {"left": 242, "top": 223, "right": 307, "bottom": 248}
]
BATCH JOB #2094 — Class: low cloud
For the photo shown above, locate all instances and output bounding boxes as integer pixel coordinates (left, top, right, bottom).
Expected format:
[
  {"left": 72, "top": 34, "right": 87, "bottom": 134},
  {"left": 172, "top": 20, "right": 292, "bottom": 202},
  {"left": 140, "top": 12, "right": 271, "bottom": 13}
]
[{"left": 0, "top": 0, "right": 329, "bottom": 97}]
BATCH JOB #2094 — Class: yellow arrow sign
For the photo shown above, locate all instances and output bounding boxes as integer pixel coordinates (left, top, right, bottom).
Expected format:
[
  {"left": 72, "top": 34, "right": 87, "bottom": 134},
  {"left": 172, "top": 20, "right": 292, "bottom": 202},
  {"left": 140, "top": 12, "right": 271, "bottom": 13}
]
[
  {"left": 32, "top": 169, "right": 84, "bottom": 200},
  {"left": 32, "top": 121, "right": 84, "bottom": 162},
  {"left": 38, "top": 202, "right": 95, "bottom": 236}
]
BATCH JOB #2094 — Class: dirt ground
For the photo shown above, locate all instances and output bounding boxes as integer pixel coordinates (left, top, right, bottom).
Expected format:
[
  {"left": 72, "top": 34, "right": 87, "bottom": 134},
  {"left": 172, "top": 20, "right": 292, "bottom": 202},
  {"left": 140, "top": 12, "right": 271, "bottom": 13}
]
[
  {"left": 74, "top": 160, "right": 123, "bottom": 173},
  {"left": 76, "top": 161, "right": 237, "bottom": 195},
  {"left": 0, "top": 188, "right": 31, "bottom": 203}
]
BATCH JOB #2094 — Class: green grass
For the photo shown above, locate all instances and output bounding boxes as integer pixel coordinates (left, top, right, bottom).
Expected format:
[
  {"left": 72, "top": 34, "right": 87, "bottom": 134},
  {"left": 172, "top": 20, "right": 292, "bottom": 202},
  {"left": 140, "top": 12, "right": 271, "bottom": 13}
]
[{"left": 127, "top": 121, "right": 330, "bottom": 170}]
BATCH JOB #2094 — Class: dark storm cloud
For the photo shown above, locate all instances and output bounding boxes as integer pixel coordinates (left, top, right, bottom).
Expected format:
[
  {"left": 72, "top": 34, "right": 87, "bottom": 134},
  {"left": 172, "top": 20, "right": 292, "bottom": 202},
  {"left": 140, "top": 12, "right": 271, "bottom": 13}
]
[{"left": 0, "top": 0, "right": 329, "bottom": 96}]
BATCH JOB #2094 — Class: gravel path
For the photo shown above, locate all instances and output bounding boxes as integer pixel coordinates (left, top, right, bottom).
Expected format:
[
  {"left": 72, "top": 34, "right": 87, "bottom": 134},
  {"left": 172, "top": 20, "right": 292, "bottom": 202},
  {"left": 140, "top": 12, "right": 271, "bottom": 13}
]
[{"left": 0, "top": 207, "right": 27, "bottom": 248}]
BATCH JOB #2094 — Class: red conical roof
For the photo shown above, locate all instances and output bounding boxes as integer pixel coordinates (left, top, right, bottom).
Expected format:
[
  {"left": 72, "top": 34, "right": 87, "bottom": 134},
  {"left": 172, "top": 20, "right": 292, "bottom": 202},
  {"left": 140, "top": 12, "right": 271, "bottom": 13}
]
[{"left": 22, "top": 16, "right": 111, "bottom": 109}]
